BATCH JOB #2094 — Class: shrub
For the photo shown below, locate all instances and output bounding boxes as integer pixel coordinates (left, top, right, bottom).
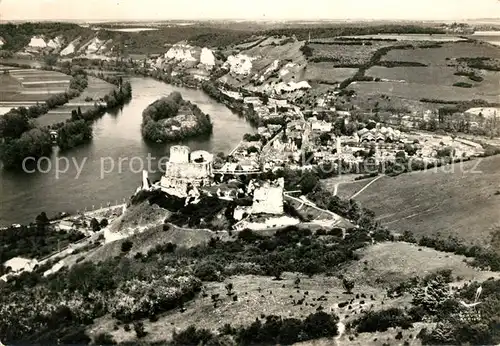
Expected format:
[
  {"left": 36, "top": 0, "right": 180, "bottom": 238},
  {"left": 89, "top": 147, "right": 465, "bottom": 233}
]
[
  {"left": 133, "top": 321, "right": 147, "bottom": 338},
  {"left": 237, "top": 312, "right": 339, "bottom": 344},
  {"left": 94, "top": 332, "right": 116, "bottom": 345},
  {"left": 342, "top": 278, "right": 355, "bottom": 294},
  {"left": 354, "top": 308, "right": 414, "bottom": 333},
  {"left": 121, "top": 240, "right": 133, "bottom": 253},
  {"left": 100, "top": 218, "right": 109, "bottom": 228},
  {"left": 194, "top": 261, "right": 222, "bottom": 281},
  {"left": 453, "top": 82, "right": 473, "bottom": 88},
  {"left": 172, "top": 325, "right": 216, "bottom": 346},
  {"left": 238, "top": 229, "right": 263, "bottom": 242}
]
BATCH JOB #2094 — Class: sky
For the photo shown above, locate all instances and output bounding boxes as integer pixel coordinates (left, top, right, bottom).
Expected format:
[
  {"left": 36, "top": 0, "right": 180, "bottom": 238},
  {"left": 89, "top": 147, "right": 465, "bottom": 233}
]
[{"left": 0, "top": 0, "right": 499, "bottom": 21}]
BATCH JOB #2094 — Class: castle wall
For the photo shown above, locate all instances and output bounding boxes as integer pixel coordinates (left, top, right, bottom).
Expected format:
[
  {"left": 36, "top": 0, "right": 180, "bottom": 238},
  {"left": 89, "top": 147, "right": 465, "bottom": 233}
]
[
  {"left": 169, "top": 145, "right": 190, "bottom": 163},
  {"left": 165, "top": 162, "right": 212, "bottom": 180},
  {"left": 252, "top": 185, "right": 284, "bottom": 215}
]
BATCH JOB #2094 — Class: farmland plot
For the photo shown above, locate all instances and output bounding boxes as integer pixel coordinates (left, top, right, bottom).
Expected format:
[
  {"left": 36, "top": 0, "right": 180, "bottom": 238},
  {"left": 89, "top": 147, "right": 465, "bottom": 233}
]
[
  {"left": 308, "top": 42, "right": 383, "bottom": 65},
  {"left": 350, "top": 80, "right": 500, "bottom": 103},
  {"left": 366, "top": 65, "right": 459, "bottom": 84},
  {"left": 73, "top": 76, "right": 115, "bottom": 102},
  {"left": 340, "top": 34, "right": 466, "bottom": 42},
  {"left": 381, "top": 41, "right": 500, "bottom": 65},
  {"left": 36, "top": 77, "right": 115, "bottom": 126},
  {"left": 0, "top": 68, "right": 71, "bottom": 104},
  {"left": 304, "top": 62, "right": 357, "bottom": 83},
  {"left": 352, "top": 155, "right": 500, "bottom": 247}
]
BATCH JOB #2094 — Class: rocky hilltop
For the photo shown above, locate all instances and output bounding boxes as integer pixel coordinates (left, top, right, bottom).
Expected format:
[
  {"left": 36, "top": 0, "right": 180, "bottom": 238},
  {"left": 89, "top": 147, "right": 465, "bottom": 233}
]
[{"left": 220, "top": 35, "right": 311, "bottom": 95}]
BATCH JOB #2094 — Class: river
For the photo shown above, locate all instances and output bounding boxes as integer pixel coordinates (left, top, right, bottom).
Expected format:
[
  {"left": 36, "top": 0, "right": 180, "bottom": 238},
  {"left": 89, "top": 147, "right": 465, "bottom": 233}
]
[
  {"left": 470, "top": 31, "right": 500, "bottom": 46},
  {"left": 0, "top": 77, "right": 255, "bottom": 226}
]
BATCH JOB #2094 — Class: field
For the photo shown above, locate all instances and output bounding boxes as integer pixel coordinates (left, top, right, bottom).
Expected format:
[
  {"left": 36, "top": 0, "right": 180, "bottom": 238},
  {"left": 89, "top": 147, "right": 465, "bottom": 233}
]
[
  {"left": 351, "top": 155, "right": 500, "bottom": 247},
  {"left": 89, "top": 271, "right": 401, "bottom": 344},
  {"left": 344, "top": 242, "right": 500, "bottom": 287},
  {"left": 381, "top": 41, "right": 500, "bottom": 64},
  {"left": 367, "top": 65, "right": 457, "bottom": 84},
  {"left": 308, "top": 42, "right": 387, "bottom": 66},
  {"left": 35, "top": 105, "right": 96, "bottom": 127},
  {"left": 342, "top": 41, "right": 500, "bottom": 106},
  {"left": 349, "top": 80, "right": 500, "bottom": 103},
  {"left": 322, "top": 176, "right": 378, "bottom": 200},
  {"left": 35, "top": 76, "right": 115, "bottom": 127},
  {"left": 0, "top": 64, "right": 115, "bottom": 124},
  {"left": 0, "top": 67, "right": 70, "bottom": 105},
  {"left": 304, "top": 62, "right": 357, "bottom": 84},
  {"left": 365, "top": 66, "right": 500, "bottom": 100},
  {"left": 339, "top": 34, "right": 466, "bottom": 42},
  {"left": 86, "top": 238, "right": 498, "bottom": 344},
  {"left": 74, "top": 76, "right": 115, "bottom": 102}
]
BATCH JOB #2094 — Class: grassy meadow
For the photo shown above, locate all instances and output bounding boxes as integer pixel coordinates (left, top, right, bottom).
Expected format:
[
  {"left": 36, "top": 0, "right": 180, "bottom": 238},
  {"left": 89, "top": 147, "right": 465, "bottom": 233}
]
[{"left": 352, "top": 155, "right": 500, "bottom": 247}]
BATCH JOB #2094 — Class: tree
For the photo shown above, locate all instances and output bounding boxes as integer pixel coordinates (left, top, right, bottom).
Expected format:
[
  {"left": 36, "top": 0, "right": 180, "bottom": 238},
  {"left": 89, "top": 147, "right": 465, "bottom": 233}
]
[
  {"left": 90, "top": 218, "right": 100, "bottom": 232},
  {"left": 57, "top": 120, "right": 93, "bottom": 151},
  {"left": 93, "top": 333, "right": 116, "bottom": 345},
  {"left": 121, "top": 240, "right": 133, "bottom": 253},
  {"left": 44, "top": 54, "right": 58, "bottom": 67},
  {"left": 404, "top": 143, "right": 417, "bottom": 156},
  {"left": 342, "top": 278, "right": 355, "bottom": 294},
  {"left": 395, "top": 151, "right": 407, "bottom": 160},
  {"left": 0, "top": 110, "right": 32, "bottom": 139},
  {"left": 270, "top": 266, "right": 284, "bottom": 280},
  {"left": 334, "top": 117, "right": 346, "bottom": 135},
  {"left": 35, "top": 212, "right": 50, "bottom": 230},
  {"left": 247, "top": 146, "right": 259, "bottom": 154},
  {"left": 133, "top": 321, "right": 147, "bottom": 338},
  {"left": 100, "top": 218, "right": 109, "bottom": 228},
  {"left": 299, "top": 171, "right": 319, "bottom": 194},
  {"left": 225, "top": 282, "right": 234, "bottom": 296},
  {"left": 319, "top": 132, "right": 331, "bottom": 145},
  {"left": 300, "top": 44, "right": 313, "bottom": 57}
]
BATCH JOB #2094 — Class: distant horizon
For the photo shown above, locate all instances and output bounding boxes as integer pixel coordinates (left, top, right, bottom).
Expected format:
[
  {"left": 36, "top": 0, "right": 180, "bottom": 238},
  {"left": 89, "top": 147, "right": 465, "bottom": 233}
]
[
  {"left": 1, "top": 0, "right": 499, "bottom": 22},
  {"left": 1, "top": 17, "right": 500, "bottom": 24}
]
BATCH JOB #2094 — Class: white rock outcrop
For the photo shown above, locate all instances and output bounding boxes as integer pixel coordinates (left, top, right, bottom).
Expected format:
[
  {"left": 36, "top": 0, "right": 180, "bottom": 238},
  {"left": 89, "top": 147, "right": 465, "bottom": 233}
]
[
  {"left": 200, "top": 47, "right": 215, "bottom": 66},
  {"left": 60, "top": 37, "right": 80, "bottom": 56},
  {"left": 86, "top": 38, "right": 105, "bottom": 54},
  {"left": 47, "top": 36, "right": 63, "bottom": 50},
  {"left": 263, "top": 59, "right": 280, "bottom": 76},
  {"left": 263, "top": 80, "right": 311, "bottom": 93},
  {"left": 223, "top": 54, "right": 255, "bottom": 76},
  {"left": 279, "top": 62, "right": 297, "bottom": 77},
  {"left": 28, "top": 36, "right": 47, "bottom": 48},
  {"left": 60, "top": 43, "right": 76, "bottom": 56},
  {"left": 165, "top": 44, "right": 197, "bottom": 62}
]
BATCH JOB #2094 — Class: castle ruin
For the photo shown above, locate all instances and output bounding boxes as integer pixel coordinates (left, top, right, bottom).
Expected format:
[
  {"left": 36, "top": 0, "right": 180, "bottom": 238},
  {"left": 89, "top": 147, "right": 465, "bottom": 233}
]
[
  {"left": 160, "top": 145, "right": 213, "bottom": 197},
  {"left": 249, "top": 177, "right": 285, "bottom": 215}
]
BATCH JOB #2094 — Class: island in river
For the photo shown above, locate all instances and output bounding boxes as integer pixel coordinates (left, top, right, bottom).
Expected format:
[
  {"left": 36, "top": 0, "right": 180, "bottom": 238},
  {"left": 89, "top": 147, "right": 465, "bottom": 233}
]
[{"left": 141, "top": 91, "right": 213, "bottom": 143}]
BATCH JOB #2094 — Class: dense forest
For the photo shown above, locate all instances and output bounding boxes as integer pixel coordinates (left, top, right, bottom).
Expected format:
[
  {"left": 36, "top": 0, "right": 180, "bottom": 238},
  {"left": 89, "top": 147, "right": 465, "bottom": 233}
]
[{"left": 141, "top": 91, "right": 213, "bottom": 143}]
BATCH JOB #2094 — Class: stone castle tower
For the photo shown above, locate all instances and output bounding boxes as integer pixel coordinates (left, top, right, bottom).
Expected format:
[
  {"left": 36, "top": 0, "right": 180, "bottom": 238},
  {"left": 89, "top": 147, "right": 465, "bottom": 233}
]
[
  {"left": 169, "top": 145, "right": 190, "bottom": 163},
  {"left": 160, "top": 145, "right": 213, "bottom": 197}
]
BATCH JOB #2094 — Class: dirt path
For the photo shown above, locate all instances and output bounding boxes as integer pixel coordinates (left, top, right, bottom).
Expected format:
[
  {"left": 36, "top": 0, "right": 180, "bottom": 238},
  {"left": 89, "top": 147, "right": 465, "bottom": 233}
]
[
  {"left": 332, "top": 182, "right": 341, "bottom": 196},
  {"left": 336, "top": 321, "right": 346, "bottom": 340},
  {"left": 350, "top": 175, "right": 385, "bottom": 199}
]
